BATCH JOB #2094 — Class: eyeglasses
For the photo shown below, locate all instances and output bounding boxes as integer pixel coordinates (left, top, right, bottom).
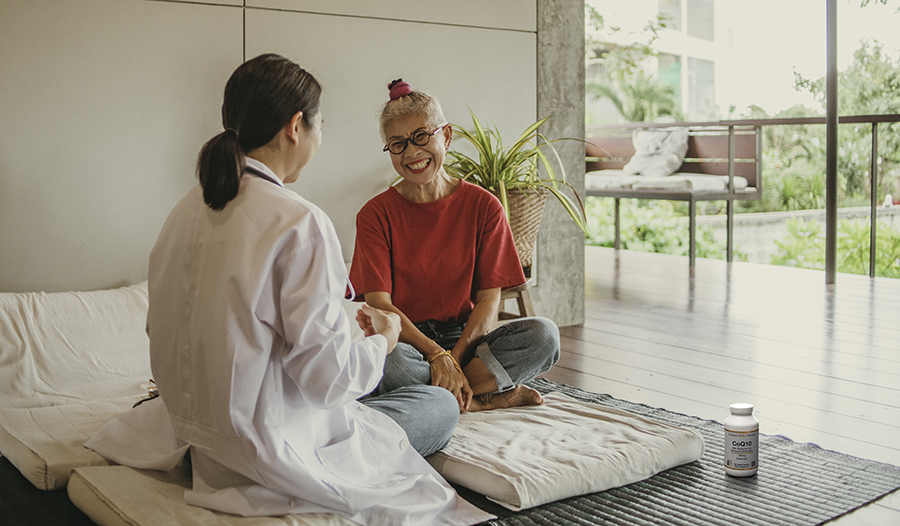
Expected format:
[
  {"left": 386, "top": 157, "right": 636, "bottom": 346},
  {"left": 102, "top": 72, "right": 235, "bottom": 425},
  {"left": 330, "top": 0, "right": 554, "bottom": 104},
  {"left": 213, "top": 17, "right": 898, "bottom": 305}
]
[{"left": 383, "top": 123, "right": 448, "bottom": 155}]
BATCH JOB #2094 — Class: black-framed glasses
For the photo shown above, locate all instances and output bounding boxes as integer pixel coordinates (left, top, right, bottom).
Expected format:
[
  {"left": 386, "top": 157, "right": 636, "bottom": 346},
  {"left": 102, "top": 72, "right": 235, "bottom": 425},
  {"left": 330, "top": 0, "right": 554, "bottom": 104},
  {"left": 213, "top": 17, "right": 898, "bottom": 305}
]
[{"left": 383, "top": 123, "right": 448, "bottom": 155}]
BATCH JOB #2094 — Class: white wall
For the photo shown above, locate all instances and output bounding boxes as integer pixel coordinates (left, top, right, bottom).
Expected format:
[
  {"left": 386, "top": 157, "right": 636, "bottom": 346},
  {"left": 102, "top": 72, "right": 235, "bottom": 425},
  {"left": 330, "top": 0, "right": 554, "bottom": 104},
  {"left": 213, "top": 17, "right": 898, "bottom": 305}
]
[
  {"left": 0, "top": 0, "right": 242, "bottom": 292},
  {"left": 0, "top": 0, "right": 537, "bottom": 293},
  {"left": 245, "top": 4, "right": 537, "bottom": 262}
]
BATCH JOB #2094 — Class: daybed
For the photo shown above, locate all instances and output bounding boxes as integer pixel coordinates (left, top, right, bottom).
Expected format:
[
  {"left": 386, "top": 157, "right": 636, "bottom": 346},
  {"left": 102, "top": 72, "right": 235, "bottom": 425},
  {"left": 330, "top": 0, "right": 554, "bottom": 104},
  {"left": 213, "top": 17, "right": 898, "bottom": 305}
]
[
  {"left": 585, "top": 122, "right": 763, "bottom": 266},
  {"left": 0, "top": 282, "right": 704, "bottom": 525}
]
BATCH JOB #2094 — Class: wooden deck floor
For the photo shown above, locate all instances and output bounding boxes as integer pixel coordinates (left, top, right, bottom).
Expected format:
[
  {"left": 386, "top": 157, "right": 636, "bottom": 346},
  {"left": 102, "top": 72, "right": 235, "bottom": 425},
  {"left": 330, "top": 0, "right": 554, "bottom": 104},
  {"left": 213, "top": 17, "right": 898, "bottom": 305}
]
[{"left": 540, "top": 246, "right": 900, "bottom": 525}]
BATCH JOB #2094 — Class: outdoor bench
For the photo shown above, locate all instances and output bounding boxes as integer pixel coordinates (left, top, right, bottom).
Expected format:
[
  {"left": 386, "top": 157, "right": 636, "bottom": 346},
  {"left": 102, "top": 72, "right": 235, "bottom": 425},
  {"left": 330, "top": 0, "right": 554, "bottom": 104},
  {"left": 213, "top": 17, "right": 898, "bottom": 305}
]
[{"left": 584, "top": 122, "right": 763, "bottom": 266}]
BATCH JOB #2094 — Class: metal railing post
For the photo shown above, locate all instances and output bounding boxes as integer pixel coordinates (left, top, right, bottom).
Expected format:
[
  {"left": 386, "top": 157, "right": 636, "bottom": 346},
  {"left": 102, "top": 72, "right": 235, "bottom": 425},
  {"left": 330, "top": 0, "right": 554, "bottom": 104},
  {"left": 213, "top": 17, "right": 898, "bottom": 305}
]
[
  {"left": 689, "top": 199, "right": 697, "bottom": 268},
  {"left": 756, "top": 125, "right": 763, "bottom": 196},
  {"left": 825, "top": 0, "right": 838, "bottom": 286},
  {"left": 870, "top": 122, "right": 878, "bottom": 278},
  {"left": 727, "top": 125, "right": 735, "bottom": 262},
  {"left": 614, "top": 198, "right": 621, "bottom": 250}
]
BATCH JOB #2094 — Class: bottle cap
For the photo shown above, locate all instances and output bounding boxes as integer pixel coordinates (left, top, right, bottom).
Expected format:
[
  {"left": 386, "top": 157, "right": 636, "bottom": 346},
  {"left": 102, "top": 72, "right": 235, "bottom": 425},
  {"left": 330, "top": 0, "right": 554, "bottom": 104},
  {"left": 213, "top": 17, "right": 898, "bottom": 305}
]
[{"left": 730, "top": 403, "right": 754, "bottom": 415}]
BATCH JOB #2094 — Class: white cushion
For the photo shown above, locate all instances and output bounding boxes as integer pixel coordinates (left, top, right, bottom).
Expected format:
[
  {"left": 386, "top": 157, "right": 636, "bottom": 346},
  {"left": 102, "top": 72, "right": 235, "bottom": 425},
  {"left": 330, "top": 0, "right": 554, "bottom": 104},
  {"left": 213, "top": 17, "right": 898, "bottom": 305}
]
[
  {"left": 69, "top": 464, "right": 357, "bottom": 526},
  {"left": 631, "top": 173, "right": 749, "bottom": 192},
  {"left": 0, "top": 282, "right": 151, "bottom": 409},
  {"left": 0, "top": 399, "right": 136, "bottom": 490},
  {"left": 426, "top": 392, "right": 705, "bottom": 511},
  {"left": 586, "top": 170, "right": 750, "bottom": 193},
  {"left": 622, "top": 128, "right": 689, "bottom": 178},
  {"left": 0, "top": 282, "right": 153, "bottom": 488}
]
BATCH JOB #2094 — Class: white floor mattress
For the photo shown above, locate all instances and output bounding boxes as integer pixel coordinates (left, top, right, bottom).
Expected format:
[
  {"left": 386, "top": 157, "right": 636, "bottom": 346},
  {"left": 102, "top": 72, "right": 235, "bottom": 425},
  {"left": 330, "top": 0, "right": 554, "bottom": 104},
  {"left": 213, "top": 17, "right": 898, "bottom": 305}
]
[
  {"left": 426, "top": 392, "right": 705, "bottom": 510},
  {"left": 68, "top": 392, "right": 705, "bottom": 524},
  {"left": 0, "top": 281, "right": 152, "bottom": 490},
  {"left": 68, "top": 464, "right": 356, "bottom": 526},
  {"left": 0, "top": 398, "right": 140, "bottom": 490}
]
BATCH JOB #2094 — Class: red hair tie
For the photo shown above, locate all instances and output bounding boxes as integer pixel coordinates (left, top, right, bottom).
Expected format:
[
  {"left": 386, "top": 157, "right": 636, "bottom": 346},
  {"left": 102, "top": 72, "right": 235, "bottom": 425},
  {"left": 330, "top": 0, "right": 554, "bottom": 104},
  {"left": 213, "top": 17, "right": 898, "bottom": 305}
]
[{"left": 388, "top": 78, "right": 413, "bottom": 101}]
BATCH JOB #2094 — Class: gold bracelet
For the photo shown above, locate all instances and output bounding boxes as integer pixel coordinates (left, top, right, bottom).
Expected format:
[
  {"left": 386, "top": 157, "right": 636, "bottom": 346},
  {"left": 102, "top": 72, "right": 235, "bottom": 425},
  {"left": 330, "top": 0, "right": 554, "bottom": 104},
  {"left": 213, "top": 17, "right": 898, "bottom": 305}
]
[
  {"left": 449, "top": 354, "right": 463, "bottom": 373},
  {"left": 427, "top": 350, "right": 451, "bottom": 363},
  {"left": 427, "top": 350, "right": 463, "bottom": 373}
]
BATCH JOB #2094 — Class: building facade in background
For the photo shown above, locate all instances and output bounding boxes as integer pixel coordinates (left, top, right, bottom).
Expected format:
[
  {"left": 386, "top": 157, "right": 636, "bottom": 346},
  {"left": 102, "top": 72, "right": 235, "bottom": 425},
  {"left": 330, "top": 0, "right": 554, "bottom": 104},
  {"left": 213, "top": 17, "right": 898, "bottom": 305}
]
[{"left": 587, "top": 0, "right": 736, "bottom": 123}]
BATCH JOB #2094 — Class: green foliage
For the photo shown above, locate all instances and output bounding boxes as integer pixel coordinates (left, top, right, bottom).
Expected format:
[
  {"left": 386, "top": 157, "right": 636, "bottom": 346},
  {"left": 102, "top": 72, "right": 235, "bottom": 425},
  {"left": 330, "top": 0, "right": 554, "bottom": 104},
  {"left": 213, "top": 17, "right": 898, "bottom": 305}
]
[
  {"left": 584, "top": 6, "right": 679, "bottom": 123},
  {"left": 793, "top": 41, "right": 900, "bottom": 203},
  {"left": 771, "top": 217, "right": 900, "bottom": 278},
  {"left": 586, "top": 71, "right": 683, "bottom": 122},
  {"left": 580, "top": 23, "right": 900, "bottom": 276},
  {"left": 584, "top": 198, "right": 748, "bottom": 261},
  {"left": 445, "top": 109, "right": 586, "bottom": 233},
  {"left": 735, "top": 40, "right": 900, "bottom": 214},
  {"left": 769, "top": 218, "right": 827, "bottom": 270},
  {"left": 585, "top": 6, "right": 668, "bottom": 83},
  {"left": 734, "top": 105, "right": 836, "bottom": 213}
]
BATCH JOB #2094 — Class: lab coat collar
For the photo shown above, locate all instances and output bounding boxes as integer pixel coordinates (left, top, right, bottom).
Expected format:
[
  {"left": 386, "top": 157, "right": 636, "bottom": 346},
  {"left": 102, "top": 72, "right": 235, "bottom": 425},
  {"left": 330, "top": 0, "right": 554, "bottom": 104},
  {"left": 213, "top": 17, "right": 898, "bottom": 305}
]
[{"left": 244, "top": 157, "right": 284, "bottom": 187}]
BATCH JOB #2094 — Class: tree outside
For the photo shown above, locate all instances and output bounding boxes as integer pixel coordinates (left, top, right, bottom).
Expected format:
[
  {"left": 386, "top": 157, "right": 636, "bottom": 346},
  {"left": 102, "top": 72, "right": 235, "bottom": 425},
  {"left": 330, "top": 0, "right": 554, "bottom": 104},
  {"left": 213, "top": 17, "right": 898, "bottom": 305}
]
[
  {"left": 583, "top": 2, "right": 900, "bottom": 278},
  {"left": 585, "top": 5, "right": 682, "bottom": 123}
]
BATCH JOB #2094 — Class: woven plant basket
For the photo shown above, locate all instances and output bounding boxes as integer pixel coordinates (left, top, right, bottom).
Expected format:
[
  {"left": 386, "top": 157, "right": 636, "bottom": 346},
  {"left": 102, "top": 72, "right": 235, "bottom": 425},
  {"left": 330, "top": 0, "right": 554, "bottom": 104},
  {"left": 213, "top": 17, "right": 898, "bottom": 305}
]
[{"left": 496, "top": 187, "right": 548, "bottom": 276}]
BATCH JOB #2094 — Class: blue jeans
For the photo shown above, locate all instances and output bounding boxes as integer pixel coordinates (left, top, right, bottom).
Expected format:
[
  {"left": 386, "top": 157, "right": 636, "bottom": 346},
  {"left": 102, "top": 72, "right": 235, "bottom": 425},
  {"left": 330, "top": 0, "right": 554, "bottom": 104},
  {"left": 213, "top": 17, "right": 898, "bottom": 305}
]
[
  {"left": 373, "top": 317, "right": 560, "bottom": 395},
  {"left": 359, "top": 385, "right": 459, "bottom": 457},
  {"left": 362, "top": 317, "right": 560, "bottom": 456}
]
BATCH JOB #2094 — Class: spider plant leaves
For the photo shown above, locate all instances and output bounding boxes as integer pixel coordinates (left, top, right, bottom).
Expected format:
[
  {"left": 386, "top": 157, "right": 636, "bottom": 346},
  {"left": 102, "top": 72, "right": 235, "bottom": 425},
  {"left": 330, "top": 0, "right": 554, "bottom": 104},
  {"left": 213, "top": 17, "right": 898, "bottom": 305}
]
[{"left": 445, "top": 109, "right": 586, "bottom": 233}]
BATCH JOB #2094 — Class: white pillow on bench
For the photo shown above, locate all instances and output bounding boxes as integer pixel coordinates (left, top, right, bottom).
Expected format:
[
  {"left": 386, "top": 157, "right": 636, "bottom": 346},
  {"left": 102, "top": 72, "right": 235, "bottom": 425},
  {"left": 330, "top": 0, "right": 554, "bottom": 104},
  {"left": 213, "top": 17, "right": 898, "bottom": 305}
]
[{"left": 622, "top": 128, "right": 689, "bottom": 178}]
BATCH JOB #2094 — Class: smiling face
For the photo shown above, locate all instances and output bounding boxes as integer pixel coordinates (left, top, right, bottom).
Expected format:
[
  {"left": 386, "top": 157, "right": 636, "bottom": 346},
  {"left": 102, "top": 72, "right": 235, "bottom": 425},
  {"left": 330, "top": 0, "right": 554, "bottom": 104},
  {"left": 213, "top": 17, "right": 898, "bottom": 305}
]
[{"left": 383, "top": 113, "right": 451, "bottom": 187}]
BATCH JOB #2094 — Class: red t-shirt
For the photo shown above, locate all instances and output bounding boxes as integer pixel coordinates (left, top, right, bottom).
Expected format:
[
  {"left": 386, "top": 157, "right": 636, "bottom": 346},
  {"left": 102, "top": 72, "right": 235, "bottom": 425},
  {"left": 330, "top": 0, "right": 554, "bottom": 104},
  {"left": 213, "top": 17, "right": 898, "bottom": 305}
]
[{"left": 350, "top": 181, "right": 526, "bottom": 323}]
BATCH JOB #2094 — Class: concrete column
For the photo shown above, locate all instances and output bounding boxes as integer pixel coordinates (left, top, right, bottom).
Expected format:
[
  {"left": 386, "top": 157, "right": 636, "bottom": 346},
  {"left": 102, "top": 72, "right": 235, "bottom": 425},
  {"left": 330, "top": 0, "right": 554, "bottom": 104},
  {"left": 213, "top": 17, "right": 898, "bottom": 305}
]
[{"left": 533, "top": 0, "right": 585, "bottom": 327}]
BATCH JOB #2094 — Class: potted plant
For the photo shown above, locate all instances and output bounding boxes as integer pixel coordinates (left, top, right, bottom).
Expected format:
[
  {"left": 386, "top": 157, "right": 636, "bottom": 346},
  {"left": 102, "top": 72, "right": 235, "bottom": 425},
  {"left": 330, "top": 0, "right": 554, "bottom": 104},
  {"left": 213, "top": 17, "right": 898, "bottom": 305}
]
[{"left": 445, "top": 110, "right": 586, "bottom": 276}]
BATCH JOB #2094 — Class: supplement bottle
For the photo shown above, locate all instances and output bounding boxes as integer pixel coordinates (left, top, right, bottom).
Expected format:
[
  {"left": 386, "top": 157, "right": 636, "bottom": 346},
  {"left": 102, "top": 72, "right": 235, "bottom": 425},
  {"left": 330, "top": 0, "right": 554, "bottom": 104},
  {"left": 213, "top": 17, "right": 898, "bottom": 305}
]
[{"left": 724, "top": 403, "right": 758, "bottom": 477}]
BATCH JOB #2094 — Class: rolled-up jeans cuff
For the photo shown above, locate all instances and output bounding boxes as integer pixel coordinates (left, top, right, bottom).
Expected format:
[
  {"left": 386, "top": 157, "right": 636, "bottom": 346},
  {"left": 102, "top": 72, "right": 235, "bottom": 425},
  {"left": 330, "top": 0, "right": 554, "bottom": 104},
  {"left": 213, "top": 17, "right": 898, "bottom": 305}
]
[{"left": 475, "top": 342, "right": 514, "bottom": 392}]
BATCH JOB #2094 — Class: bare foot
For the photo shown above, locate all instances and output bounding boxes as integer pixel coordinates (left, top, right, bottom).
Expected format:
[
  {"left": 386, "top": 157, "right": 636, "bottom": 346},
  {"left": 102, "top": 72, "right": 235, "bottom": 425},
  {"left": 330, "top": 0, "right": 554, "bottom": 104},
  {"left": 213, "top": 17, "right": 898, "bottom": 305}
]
[{"left": 466, "top": 385, "right": 544, "bottom": 412}]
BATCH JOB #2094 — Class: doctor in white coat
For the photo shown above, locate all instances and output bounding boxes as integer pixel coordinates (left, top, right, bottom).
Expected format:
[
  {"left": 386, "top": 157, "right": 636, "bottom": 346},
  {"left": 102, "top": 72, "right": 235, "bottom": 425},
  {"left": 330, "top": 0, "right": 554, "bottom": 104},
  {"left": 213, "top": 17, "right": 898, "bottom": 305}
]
[{"left": 145, "top": 54, "right": 491, "bottom": 525}]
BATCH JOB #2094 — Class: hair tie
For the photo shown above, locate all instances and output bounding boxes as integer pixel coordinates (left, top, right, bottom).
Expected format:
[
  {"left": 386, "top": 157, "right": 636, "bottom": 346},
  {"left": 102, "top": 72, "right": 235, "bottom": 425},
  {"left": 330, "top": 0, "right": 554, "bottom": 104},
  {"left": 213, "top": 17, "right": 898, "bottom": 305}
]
[
  {"left": 224, "top": 128, "right": 239, "bottom": 138},
  {"left": 388, "top": 78, "right": 413, "bottom": 101}
]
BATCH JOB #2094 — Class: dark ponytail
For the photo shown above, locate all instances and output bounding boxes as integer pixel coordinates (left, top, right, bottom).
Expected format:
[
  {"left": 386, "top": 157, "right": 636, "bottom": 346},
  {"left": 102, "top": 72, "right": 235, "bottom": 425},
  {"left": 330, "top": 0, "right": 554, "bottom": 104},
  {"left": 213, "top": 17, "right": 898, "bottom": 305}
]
[
  {"left": 197, "top": 54, "right": 322, "bottom": 210},
  {"left": 198, "top": 129, "right": 243, "bottom": 210}
]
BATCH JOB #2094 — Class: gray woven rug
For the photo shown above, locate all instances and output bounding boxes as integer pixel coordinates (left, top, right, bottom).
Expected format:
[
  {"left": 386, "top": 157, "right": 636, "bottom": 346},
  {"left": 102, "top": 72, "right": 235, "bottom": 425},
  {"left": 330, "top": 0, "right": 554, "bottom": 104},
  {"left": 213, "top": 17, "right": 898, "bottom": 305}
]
[{"left": 459, "top": 378, "right": 900, "bottom": 526}]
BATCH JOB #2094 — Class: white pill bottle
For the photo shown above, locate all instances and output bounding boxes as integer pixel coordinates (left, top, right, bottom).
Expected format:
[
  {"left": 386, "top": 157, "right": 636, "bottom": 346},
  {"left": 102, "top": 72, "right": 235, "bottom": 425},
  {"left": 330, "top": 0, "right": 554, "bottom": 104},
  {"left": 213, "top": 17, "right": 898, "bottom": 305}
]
[{"left": 724, "top": 403, "right": 759, "bottom": 477}]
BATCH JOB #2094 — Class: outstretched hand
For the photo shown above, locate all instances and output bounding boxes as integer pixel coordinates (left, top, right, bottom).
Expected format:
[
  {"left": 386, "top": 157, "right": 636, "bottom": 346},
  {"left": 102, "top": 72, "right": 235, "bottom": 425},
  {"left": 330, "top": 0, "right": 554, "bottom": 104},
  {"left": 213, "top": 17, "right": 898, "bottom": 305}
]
[{"left": 356, "top": 304, "right": 401, "bottom": 352}]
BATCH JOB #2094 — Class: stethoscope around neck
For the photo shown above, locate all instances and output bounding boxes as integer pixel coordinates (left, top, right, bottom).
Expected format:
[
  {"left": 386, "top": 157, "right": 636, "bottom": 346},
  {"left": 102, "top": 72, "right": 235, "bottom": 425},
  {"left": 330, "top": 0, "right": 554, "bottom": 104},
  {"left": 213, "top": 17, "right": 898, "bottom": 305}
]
[
  {"left": 244, "top": 164, "right": 357, "bottom": 301},
  {"left": 244, "top": 164, "right": 281, "bottom": 186}
]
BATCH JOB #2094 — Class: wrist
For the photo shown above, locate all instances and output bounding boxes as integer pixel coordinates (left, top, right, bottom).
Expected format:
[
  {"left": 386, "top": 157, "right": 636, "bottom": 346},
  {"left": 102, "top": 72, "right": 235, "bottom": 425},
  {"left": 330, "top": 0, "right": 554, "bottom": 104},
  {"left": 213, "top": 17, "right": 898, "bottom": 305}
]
[
  {"left": 422, "top": 342, "right": 447, "bottom": 361},
  {"left": 427, "top": 349, "right": 462, "bottom": 373},
  {"left": 426, "top": 349, "right": 451, "bottom": 363}
]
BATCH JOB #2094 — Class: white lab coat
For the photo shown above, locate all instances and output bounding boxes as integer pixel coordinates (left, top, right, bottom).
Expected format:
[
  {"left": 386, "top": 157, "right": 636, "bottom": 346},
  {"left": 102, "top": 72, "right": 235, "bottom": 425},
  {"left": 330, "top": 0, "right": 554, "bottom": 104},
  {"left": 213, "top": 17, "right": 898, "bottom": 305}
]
[{"left": 143, "top": 159, "right": 491, "bottom": 525}]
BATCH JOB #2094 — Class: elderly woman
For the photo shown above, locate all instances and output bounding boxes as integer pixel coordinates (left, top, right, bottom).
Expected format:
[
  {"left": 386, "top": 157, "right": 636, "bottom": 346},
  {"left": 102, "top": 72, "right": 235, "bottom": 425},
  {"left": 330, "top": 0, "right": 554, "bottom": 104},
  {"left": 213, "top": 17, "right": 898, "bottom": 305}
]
[{"left": 350, "top": 80, "right": 560, "bottom": 412}]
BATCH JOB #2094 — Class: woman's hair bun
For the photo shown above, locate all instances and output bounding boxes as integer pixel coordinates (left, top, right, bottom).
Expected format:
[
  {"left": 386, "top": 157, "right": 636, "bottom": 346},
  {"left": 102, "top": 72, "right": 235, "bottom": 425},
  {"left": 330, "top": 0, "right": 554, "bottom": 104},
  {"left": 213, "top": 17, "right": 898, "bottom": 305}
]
[{"left": 388, "top": 78, "right": 413, "bottom": 101}]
